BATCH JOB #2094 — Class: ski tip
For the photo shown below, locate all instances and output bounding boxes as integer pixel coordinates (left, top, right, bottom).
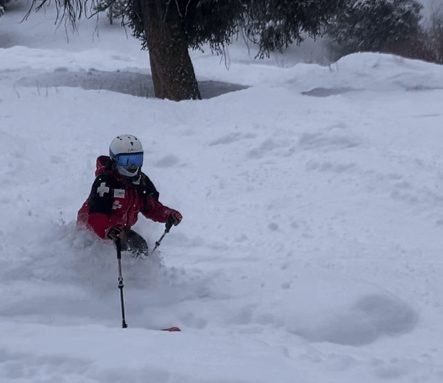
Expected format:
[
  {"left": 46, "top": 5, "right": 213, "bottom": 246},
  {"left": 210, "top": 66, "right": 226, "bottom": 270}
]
[{"left": 162, "top": 326, "right": 181, "bottom": 332}]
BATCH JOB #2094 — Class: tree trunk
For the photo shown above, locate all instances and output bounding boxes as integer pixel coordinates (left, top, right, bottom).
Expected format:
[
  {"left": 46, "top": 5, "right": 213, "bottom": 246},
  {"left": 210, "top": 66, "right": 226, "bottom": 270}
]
[{"left": 137, "top": 0, "right": 201, "bottom": 101}]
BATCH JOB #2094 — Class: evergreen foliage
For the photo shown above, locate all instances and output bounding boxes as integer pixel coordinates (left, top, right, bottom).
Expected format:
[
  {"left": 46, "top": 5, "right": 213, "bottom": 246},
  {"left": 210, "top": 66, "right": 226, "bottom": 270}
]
[
  {"left": 91, "top": 0, "right": 344, "bottom": 57},
  {"left": 94, "top": 0, "right": 129, "bottom": 24},
  {"left": 327, "top": 0, "right": 422, "bottom": 58},
  {"left": 428, "top": 5, "right": 443, "bottom": 63}
]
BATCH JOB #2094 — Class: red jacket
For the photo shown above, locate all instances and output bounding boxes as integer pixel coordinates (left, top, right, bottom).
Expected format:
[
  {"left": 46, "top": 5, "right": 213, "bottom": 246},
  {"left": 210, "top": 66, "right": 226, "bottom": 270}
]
[{"left": 77, "top": 156, "right": 176, "bottom": 238}]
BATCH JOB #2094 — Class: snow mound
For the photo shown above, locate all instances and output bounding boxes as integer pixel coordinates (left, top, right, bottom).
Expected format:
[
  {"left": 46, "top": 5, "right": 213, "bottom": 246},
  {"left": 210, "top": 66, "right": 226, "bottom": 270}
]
[{"left": 293, "top": 294, "right": 418, "bottom": 346}]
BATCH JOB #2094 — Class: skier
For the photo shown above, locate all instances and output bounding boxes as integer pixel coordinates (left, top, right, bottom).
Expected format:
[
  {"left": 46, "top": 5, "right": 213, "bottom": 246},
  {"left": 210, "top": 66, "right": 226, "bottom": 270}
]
[{"left": 77, "top": 134, "right": 182, "bottom": 256}]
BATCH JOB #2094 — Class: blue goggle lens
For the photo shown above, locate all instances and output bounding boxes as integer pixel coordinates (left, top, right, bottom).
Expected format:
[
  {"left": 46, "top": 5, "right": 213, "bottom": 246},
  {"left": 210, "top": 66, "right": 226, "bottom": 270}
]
[{"left": 114, "top": 152, "right": 143, "bottom": 167}]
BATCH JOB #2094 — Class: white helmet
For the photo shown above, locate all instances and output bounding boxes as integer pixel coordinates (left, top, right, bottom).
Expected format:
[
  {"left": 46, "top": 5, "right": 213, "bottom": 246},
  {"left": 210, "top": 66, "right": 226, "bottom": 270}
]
[{"left": 109, "top": 134, "right": 144, "bottom": 179}]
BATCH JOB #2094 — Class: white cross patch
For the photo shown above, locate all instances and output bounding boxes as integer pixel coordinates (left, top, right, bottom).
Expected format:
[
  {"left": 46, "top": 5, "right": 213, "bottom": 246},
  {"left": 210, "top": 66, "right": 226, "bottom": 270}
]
[{"left": 96, "top": 182, "right": 110, "bottom": 197}]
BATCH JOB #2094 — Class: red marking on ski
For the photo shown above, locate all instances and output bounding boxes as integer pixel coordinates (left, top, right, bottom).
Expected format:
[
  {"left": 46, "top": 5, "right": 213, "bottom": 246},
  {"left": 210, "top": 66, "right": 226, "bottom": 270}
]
[{"left": 162, "top": 326, "right": 181, "bottom": 332}]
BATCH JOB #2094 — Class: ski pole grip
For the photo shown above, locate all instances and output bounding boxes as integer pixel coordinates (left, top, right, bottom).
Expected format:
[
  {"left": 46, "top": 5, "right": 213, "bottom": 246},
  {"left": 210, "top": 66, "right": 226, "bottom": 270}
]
[{"left": 165, "top": 221, "right": 173, "bottom": 233}]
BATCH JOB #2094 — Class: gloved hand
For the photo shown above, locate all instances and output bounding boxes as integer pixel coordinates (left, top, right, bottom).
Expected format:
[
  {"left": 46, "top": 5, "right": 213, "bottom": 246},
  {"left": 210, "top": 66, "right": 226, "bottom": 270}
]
[
  {"left": 106, "top": 225, "right": 126, "bottom": 242},
  {"left": 167, "top": 210, "right": 182, "bottom": 228}
]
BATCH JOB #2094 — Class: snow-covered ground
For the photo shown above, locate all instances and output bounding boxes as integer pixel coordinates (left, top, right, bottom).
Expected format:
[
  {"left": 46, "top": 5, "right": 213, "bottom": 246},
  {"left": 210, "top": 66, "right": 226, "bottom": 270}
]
[{"left": 1, "top": 2, "right": 443, "bottom": 383}]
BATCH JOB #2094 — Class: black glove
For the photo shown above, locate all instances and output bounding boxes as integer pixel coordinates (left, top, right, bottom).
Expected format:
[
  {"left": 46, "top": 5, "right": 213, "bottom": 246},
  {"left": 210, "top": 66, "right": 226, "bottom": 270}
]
[
  {"left": 167, "top": 210, "right": 182, "bottom": 229},
  {"left": 106, "top": 225, "right": 125, "bottom": 241}
]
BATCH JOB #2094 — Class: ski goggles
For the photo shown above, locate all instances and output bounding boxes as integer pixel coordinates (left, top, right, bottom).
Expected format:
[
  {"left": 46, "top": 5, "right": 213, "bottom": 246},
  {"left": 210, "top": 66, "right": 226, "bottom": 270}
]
[{"left": 113, "top": 152, "right": 144, "bottom": 167}]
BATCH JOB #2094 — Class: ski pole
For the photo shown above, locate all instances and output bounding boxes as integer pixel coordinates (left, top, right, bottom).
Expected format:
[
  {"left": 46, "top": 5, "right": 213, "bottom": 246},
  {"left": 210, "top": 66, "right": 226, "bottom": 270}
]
[
  {"left": 115, "top": 238, "right": 128, "bottom": 329},
  {"left": 151, "top": 221, "right": 173, "bottom": 254}
]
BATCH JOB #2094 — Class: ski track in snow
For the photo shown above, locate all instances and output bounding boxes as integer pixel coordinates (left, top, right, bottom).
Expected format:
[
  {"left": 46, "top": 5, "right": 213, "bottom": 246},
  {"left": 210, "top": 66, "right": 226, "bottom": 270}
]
[{"left": 1, "top": 3, "right": 443, "bottom": 383}]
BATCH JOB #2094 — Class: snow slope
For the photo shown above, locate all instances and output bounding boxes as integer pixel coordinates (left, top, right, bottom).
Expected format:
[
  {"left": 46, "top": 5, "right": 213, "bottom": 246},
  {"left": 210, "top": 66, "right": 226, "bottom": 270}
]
[{"left": 1, "top": 2, "right": 443, "bottom": 383}]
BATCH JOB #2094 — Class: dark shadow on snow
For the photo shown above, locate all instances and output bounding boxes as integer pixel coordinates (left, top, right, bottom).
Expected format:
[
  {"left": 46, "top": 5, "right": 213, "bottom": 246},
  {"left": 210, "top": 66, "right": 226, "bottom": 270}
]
[
  {"left": 15, "top": 68, "right": 248, "bottom": 99},
  {"left": 302, "top": 85, "right": 443, "bottom": 97},
  {"left": 302, "top": 87, "right": 357, "bottom": 97}
]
